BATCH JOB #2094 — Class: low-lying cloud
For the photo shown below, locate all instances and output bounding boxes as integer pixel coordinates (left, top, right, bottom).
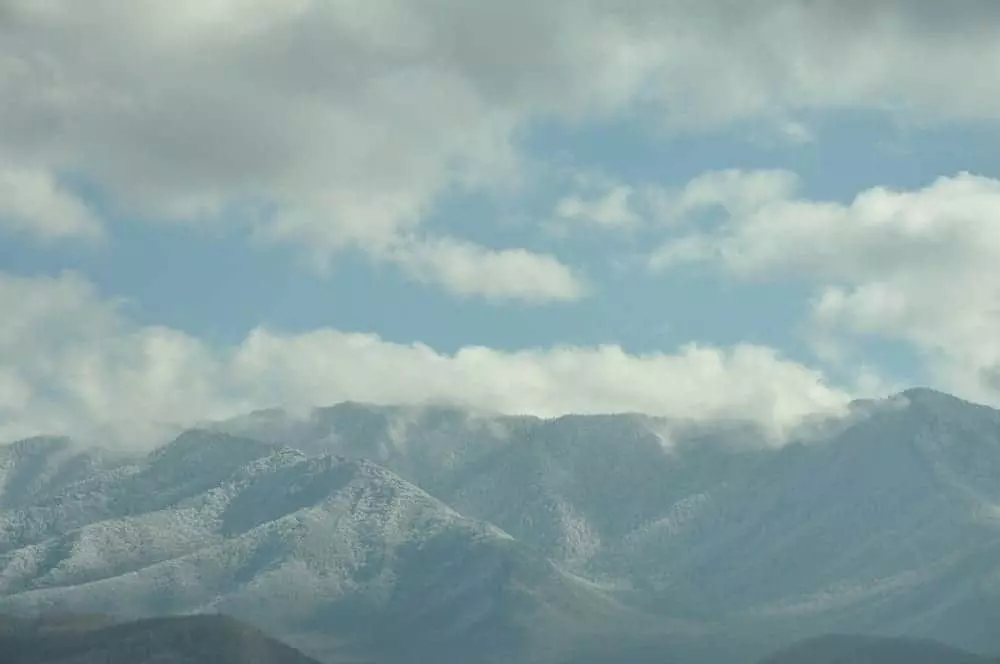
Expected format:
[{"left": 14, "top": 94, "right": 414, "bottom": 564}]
[{"left": 0, "top": 271, "right": 851, "bottom": 448}]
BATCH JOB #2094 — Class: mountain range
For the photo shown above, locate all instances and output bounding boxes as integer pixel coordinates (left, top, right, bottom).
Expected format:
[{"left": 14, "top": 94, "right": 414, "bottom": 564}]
[
  {"left": 4, "top": 614, "right": 992, "bottom": 664},
  {"left": 1, "top": 387, "right": 999, "bottom": 663}
]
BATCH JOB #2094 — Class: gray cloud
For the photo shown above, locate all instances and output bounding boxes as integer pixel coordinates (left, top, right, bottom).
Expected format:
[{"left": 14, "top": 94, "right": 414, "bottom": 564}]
[{"left": 3, "top": 1, "right": 1000, "bottom": 300}]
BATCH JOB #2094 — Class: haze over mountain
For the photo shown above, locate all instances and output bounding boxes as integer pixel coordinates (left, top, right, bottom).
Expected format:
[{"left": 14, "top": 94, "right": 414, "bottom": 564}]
[{"left": 1, "top": 388, "right": 999, "bottom": 663}]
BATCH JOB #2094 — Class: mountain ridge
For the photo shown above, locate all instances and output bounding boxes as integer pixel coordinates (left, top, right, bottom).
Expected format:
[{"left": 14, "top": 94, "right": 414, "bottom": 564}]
[
  {"left": 1, "top": 387, "right": 999, "bottom": 663},
  {"left": 0, "top": 430, "right": 660, "bottom": 663}
]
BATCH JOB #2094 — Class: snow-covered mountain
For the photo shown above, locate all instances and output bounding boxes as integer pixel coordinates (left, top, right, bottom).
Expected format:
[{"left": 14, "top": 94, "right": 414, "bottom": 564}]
[
  {"left": 0, "top": 437, "right": 125, "bottom": 510},
  {"left": 213, "top": 404, "right": 765, "bottom": 572},
  {"left": 0, "top": 432, "right": 655, "bottom": 664},
  {"left": 2, "top": 388, "right": 1000, "bottom": 663},
  {"left": 213, "top": 389, "right": 1000, "bottom": 658}
]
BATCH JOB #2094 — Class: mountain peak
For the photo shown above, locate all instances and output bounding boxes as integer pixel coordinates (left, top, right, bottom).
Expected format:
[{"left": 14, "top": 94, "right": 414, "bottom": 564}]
[
  {"left": 892, "top": 387, "right": 1000, "bottom": 419},
  {"left": 149, "top": 429, "right": 278, "bottom": 468},
  {"left": 2, "top": 436, "right": 74, "bottom": 455},
  {"left": 899, "top": 386, "right": 966, "bottom": 403}
]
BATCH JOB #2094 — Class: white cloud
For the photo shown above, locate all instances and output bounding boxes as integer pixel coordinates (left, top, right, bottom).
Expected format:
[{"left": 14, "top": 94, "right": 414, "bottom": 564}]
[
  {"left": 385, "top": 236, "right": 586, "bottom": 303},
  {"left": 5, "top": 2, "right": 1000, "bottom": 297},
  {"left": 650, "top": 170, "right": 1000, "bottom": 404},
  {"left": 0, "top": 272, "right": 231, "bottom": 446},
  {"left": 646, "top": 170, "right": 800, "bottom": 270},
  {"left": 0, "top": 163, "right": 102, "bottom": 241},
  {"left": 779, "top": 121, "right": 814, "bottom": 145},
  {"left": 651, "top": 169, "right": 801, "bottom": 228},
  {"left": 554, "top": 184, "right": 640, "bottom": 230},
  {"left": 0, "top": 271, "right": 849, "bottom": 448}
]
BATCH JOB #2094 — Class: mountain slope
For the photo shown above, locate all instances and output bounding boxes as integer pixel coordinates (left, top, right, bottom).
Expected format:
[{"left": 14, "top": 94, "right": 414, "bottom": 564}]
[
  {"left": 0, "top": 613, "right": 325, "bottom": 664},
  {"left": 565, "top": 391, "right": 1000, "bottom": 664},
  {"left": 0, "top": 437, "right": 126, "bottom": 511},
  {"left": 4, "top": 388, "right": 1000, "bottom": 663},
  {"left": 213, "top": 390, "right": 1000, "bottom": 658},
  {"left": 214, "top": 406, "right": 766, "bottom": 574},
  {"left": 0, "top": 433, "right": 658, "bottom": 664}
]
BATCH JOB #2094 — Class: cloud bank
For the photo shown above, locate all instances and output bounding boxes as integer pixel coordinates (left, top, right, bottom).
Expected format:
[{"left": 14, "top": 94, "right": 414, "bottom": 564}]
[
  {"left": 0, "top": 271, "right": 849, "bottom": 448},
  {"left": 4, "top": 2, "right": 999, "bottom": 446}
]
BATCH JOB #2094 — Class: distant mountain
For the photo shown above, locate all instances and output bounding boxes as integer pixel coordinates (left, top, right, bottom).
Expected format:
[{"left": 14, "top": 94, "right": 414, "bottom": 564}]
[
  {"left": 0, "top": 432, "right": 659, "bottom": 664},
  {"left": 0, "top": 437, "right": 125, "bottom": 510},
  {"left": 218, "top": 392, "right": 1000, "bottom": 634},
  {"left": 214, "top": 404, "right": 766, "bottom": 571},
  {"left": 758, "top": 634, "right": 992, "bottom": 664},
  {"left": 627, "top": 388, "right": 1000, "bottom": 653},
  {"left": 213, "top": 389, "right": 1000, "bottom": 659},
  {"left": 2, "top": 388, "right": 1000, "bottom": 663},
  {"left": 0, "top": 613, "right": 324, "bottom": 664}
]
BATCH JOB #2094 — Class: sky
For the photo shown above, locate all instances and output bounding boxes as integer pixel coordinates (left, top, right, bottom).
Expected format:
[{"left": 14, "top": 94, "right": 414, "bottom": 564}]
[{"left": 4, "top": 1, "right": 1000, "bottom": 447}]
